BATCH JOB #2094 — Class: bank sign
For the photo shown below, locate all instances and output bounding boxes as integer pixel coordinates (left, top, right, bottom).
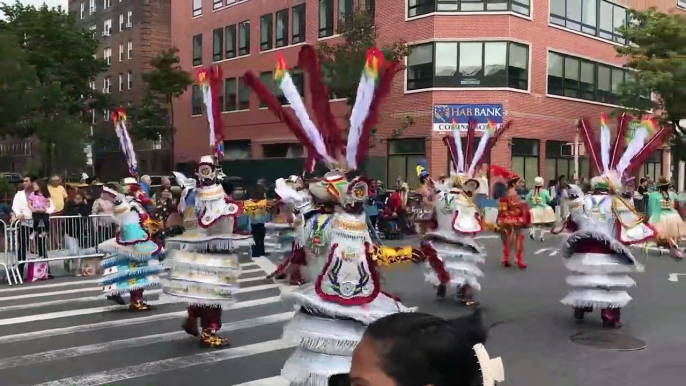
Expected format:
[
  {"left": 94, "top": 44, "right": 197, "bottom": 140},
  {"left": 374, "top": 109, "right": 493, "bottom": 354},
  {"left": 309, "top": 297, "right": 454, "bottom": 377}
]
[{"left": 432, "top": 104, "right": 504, "bottom": 132}]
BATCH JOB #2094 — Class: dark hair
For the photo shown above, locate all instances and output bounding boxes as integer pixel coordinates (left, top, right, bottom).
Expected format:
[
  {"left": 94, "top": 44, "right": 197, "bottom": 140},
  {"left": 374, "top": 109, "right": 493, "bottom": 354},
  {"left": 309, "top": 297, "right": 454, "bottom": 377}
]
[
  {"left": 557, "top": 175, "right": 566, "bottom": 181},
  {"left": 639, "top": 177, "right": 647, "bottom": 184},
  {"left": 420, "top": 175, "right": 428, "bottom": 184},
  {"left": 363, "top": 311, "right": 487, "bottom": 385},
  {"left": 35, "top": 179, "right": 50, "bottom": 197}
]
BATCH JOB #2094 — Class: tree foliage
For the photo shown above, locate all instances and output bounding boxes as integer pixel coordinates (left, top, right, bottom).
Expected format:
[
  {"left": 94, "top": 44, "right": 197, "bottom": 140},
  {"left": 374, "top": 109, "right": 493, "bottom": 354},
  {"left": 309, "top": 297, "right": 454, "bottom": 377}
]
[
  {"left": 317, "top": 7, "right": 409, "bottom": 107},
  {"left": 0, "top": 2, "right": 109, "bottom": 174},
  {"left": 128, "top": 48, "right": 192, "bottom": 162},
  {"left": 616, "top": 8, "right": 686, "bottom": 124},
  {"left": 0, "top": 30, "right": 38, "bottom": 131}
]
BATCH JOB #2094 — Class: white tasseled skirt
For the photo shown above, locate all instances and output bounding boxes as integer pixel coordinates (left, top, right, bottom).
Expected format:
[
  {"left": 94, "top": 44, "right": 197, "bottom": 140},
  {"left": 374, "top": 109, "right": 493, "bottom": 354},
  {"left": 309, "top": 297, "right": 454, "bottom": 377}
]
[
  {"left": 561, "top": 253, "right": 638, "bottom": 309},
  {"left": 424, "top": 241, "right": 485, "bottom": 290}
]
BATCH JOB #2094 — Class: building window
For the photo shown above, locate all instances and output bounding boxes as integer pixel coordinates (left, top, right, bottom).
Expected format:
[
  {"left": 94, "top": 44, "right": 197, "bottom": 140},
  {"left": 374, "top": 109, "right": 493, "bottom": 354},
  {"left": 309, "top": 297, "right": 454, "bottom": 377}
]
[
  {"left": 388, "top": 139, "right": 426, "bottom": 189},
  {"left": 119, "top": 13, "right": 124, "bottom": 31},
  {"left": 103, "top": 76, "right": 111, "bottom": 93},
  {"left": 550, "top": 0, "right": 627, "bottom": 44},
  {"left": 192, "top": 34, "right": 202, "bottom": 66},
  {"left": 547, "top": 51, "right": 645, "bottom": 106},
  {"left": 118, "top": 73, "right": 124, "bottom": 91},
  {"left": 118, "top": 43, "right": 124, "bottom": 61},
  {"left": 89, "top": 0, "right": 96, "bottom": 14},
  {"left": 102, "top": 19, "right": 112, "bottom": 36},
  {"left": 103, "top": 109, "right": 110, "bottom": 122},
  {"left": 545, "top": 141, "right": 578, "bottom": 182},
  {"left": 127, "top": 40, "right": 133, "bottom": 59},
  {"left": 224, "top": 140, "right": 252, "bottom": 160},
  {"left": 103, "top": 0, "right": 111, "bottom": 9},
  {"left": 126, "top": 10, "right": 132, "bottom": 27},
  {"left": 319, "top": 0, "right": 334, "bottom": 38},
  {"left": 511, "top": 138, "right": 539, "bottom": 187},
  {"left": 213, "top": 28, "right": 224, "bottom": 62},
  {"left": 103, "top": 47, "right": 112, "bottom": 65},
  {"left": 191, "top": 84, "right": 202, "bottom": 115},
  {"left": 213, "top": 0, "right": 223, "bottom": 9},
  {"left": 407, "top": 41, "right": 529, "bottom": 91},
  {"left": 643, "top": 150, "right": 663, "bottom": 182},
  {"left": 408, "top": 0, "right": 530, "bottom": 18},
  {"left": 292, "top": 4, "right": 306, "bottom": 44},
  {"left": 237, "top": 76, "right": 250, "bottom": 110},
  {"left": 275, "top": 9, "right": 289, "bottom": 48},
  {"left": 193, "top": 0, "right": 202, "bottom": 17},
  {"left": 224, "top": 78, "right": 237, "bottom": 111},
  {"left": 679, "top": 0, "right": 686, "bottom": 9},
  {"left": 238, "top": 21, "right": 250, "bottom": 56},
  {"left": 225, "top": 25, "right": 236, "bottom": 59},
  {"left": 260, "top": 14, "right": 273, "bottom": 51},
  {"left": 339, "top": 0, "right": 353, "bottom": 21},
  {"left": 259, "top": 71, "right": 273, "bottom": 108},
  {"left": 127, "top": 71, "right": 132, "bottom": 90},
  {"left": 263, "top": 143, "right": 305, "bottom": 158},
  {"left": 80, "top": 3, "right": 85, "bottom": 19}
]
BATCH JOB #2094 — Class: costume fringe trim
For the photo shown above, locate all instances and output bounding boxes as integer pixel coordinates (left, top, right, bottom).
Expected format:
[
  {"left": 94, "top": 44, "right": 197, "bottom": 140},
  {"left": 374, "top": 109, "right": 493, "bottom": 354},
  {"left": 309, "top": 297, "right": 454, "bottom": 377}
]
[
  {"left": 98, "top": 243, "right": 163, "bottom": 261},
  {"left": 560, "top": 289, "right": 632, "bottom": 309},
  {"left": 564, "top": 253, "right": 641, "bottom": 274},
  {"left": 100, "top": 265, "right": 165, "bottom": 286},
  {"left": 282, "top": 312, "right": 365, "bottom": 356},
  {"left": 566, "top": 274, "right": 636, "bottom": 289},
  {"left": 281, "top": 347, "right": 352, "bottom": 386},
  {"left": 164, "top": 259, "right": 241, "bottom": 275},
  {"left": 158, "top": 292, "right": 234, "bottom": 308},
  {"left": 104, "top": 281, "right": 160, "bottom": 297}
]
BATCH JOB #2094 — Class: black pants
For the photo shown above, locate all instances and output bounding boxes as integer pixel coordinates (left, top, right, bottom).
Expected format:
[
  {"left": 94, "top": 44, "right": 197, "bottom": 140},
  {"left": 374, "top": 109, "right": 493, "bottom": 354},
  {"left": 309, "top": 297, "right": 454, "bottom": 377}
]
[
  {"left": 251, "top": 223, "right": 266, "bottom": 257},
  {"left": 17, "top": 225, "right": 47, "bottom": 277}
]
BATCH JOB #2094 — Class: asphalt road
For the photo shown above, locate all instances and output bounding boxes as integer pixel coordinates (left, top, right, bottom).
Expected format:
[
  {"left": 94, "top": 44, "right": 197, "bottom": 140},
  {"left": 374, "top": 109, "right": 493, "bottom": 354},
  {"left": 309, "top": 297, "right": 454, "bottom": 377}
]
[{"left": 0, "top": 233, "right": 684, "bottom": 386}]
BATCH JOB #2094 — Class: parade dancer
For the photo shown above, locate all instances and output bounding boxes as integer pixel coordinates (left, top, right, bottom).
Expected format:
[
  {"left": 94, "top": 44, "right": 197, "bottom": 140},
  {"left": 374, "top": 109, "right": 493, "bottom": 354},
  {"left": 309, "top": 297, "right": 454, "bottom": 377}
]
[
  {"left": 244, "top": 45, "right": 432, "bottom": 384},
  {"left": 422, "top": 117, "right": 511, "bottom": 303},
  {"left": 559, "top": 113, "right": 668, "bottom": 327},
  {"left": 648, "top": 177, "right": 685, "bottom": 259},
  {"left": 492, "top": 166, "right": 530, "bottom": 269},
  {"left": 527, "top": 176, "right": 556, "bottom": 241},
  {"left": 163, "top": 156, "right": 252, "bottom": 347},
  {"left": 99, "top": 187, "right": 164, "bottom": 310}
]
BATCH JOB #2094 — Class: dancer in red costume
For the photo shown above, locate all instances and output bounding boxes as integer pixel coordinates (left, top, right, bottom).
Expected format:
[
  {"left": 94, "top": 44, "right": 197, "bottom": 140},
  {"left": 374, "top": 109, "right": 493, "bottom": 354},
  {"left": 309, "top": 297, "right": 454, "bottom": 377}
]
[{"left": 492, "top": 166, "right": 531, "bottom": 269}]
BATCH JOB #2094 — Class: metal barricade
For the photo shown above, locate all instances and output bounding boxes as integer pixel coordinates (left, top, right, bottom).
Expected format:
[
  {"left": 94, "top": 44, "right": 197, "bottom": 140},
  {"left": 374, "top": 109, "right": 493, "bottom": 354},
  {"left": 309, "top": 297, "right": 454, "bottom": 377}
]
[{"left": 1, "top": 214, "right": 116, "bottom": 285}]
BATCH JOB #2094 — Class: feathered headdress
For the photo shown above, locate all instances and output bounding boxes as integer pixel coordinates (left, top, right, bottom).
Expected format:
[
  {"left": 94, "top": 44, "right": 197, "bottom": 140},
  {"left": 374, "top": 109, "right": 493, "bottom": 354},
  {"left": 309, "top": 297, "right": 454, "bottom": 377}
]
[
  {"left": 491, "top": 164, "right": 520, "bottom": 183},
  {"left": 416, "top": 159, "right": 429, "bottom": 179},
  {"left": 243, "top": 45, "right": 402, "bottom": 174},
  {"left": 443, "top": 116, "right": 512, "bottom": 189},
  {"left": 577, "top": 112, "right": 671, "bottom": 189}
]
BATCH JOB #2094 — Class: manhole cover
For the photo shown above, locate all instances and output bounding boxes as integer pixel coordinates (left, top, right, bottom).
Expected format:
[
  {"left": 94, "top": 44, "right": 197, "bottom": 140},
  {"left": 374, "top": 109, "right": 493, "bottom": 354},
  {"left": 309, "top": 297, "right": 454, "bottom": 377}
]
[{"left": 570, "top": 332, "right": 646, "bottom": 351}]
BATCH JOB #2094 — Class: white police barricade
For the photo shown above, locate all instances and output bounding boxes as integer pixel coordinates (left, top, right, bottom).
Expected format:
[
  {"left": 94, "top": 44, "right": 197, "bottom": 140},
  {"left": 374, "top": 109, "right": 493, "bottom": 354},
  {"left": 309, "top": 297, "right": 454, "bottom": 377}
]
[{"left": 1, "top": 214, "right": 116, "bottom": 285}]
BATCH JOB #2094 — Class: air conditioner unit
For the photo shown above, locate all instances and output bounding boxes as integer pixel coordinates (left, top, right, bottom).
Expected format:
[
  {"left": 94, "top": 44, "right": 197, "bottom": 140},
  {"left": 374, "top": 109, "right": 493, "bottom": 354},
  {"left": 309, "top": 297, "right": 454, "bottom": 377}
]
[
  {"left": 560, "top": 143, "right": 586, "bottom": 157},
  {"left": 90, "top": 7, "right": 96, "bottom": 13},
  {"left": 126, "top": 22, "right": 132, "bottom": 28}
]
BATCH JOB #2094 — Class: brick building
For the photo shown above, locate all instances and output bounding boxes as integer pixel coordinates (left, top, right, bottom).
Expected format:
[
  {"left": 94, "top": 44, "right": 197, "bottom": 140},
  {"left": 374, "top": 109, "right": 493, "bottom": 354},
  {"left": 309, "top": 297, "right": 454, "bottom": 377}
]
[
  {"left": 171, "top": 0, "right": 684, "bottom": 188},
  {"left": 68, "top": 0, "right": 172, "bottom": 180}
]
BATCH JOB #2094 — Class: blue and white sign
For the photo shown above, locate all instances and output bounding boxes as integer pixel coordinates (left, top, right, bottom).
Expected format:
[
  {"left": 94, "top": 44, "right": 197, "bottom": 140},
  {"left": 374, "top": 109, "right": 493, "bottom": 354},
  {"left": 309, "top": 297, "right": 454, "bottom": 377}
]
[{"left": 432, "top": 104, "right": 504, "bottom": 132}]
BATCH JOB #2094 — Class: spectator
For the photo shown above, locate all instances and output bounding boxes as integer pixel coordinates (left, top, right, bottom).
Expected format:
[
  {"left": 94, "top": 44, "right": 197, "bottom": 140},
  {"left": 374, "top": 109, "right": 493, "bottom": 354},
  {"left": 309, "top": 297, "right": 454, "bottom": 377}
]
[
  {"left": 13, "top": 176, "right": 52, "bottom": 278},
  {"left": 28, "top": 179, "right": 53, "bottom": 241},
  {"left": 140, "top": 175, "right": 152, "bottom": 197},
  {"left": 475, "top": 167, "right": 490, "bottom": 209},
  {"left": 92, "top": 188, "right": 117, "bottom": 243},
  {"left": 333, "top": 311, "right": 490, "bottom": 385},
  {"left": 155, "top": 187, "right": 175, "bottom": 226},
  {"left": 248, "top": 183, "right": 269, "bottom": 258},
  {"left": 64, "top": 192, "right": 92, "bottom": 245},
  {"left": 47, "top": 175, "right": 68, "bottom": 215}
]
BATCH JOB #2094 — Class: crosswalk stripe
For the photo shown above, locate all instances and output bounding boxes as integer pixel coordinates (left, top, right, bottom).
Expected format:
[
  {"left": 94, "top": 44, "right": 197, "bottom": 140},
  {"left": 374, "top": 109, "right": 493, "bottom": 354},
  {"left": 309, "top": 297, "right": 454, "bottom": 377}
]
[
  {"left": 0, "top": 286, "right": 104, "bottom": 301},
  {"left": 0, "top": 295, "right": 284, "bottom": 344},
  {"left": 33, "top": 339, "right": 297, "bottom": 386},
  {"left": 0, "top": 312, "right": 294, "bottom": 370},
  {"left": 0, "top": 296, "right": 282, "bottom": 326},
  {"left": 234, "top": 376, "right": 291, "bottom": 386}
]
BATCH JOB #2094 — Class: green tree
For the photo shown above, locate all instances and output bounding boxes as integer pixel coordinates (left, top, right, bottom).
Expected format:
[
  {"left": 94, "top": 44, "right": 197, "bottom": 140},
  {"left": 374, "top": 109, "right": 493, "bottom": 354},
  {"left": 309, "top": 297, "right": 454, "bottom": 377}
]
[
  {"left": 133, "top": 47, "right": 193, "bottom": 166},
  {"left": 616, "top": 8, "right": 686, "bottom": 156},
  {"left": 0, "top": 30, "right": 38, "bottom": 132},
  {"left": 0, "top": 2, "right": 108, "bottom": 174}
]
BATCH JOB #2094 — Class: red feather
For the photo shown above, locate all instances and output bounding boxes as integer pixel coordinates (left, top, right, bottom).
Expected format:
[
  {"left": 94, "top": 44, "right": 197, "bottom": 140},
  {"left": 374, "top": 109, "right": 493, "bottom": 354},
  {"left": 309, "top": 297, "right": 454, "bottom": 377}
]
[
  {"left": 610, "top": 113, "right": 632, "bottom": 170},
  {"left": 464, "top": 117, "right": 477, "bottom": 166},
  {"left": 490, "top": 165, "right": 511, "bottom": 179},
  {"left": 443, "top": 135, "right": 459, "bottom": 171},
  {"left": 577, "top": 118, "right": 603, "bottom": 175},
  {"left": 473, "top": 120, "right": 512, "bottom": 174}
]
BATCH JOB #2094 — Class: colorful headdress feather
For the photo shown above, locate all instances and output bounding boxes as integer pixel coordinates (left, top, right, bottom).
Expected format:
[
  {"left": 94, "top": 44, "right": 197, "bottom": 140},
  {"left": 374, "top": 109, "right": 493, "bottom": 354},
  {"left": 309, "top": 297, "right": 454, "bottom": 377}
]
[{"left": 443, "top": 117, "right": 512, "bottom": 179}]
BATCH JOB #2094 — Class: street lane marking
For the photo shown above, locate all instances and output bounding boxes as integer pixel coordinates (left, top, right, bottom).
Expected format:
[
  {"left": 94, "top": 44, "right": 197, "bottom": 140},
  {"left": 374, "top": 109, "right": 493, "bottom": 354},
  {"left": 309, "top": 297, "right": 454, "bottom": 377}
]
[
  {"left": 0, "top": 279, "right": 101, "bottom": 293},
  {"left": 0, "top": 286, "right": 103, "bottom": 301},
  {"left": 0, "top": 296, "right": 283, "bottom": 344},
  {"left": 253, "top": 256, "right": 278, "bottom": 274},
  {"left": 32, "top": 339, "right": 297, "bottom": 386},
  {"left": 234, "top": 376, "right": 291, "bottom": 386},
  {"left": 474, "top": 235, "right": 499, "bottom": 240},
  {"left": 534, "top": 248, "right": 559, "bottom": 256},
  {"left": 668, "top": 273, "right": 686, "bottom": 282},
  {"left": 0, "top": 296, "right": 282, "bottom": 327},
  {"left": 0, "top": 312, "right": 294, "bottom": 370}
]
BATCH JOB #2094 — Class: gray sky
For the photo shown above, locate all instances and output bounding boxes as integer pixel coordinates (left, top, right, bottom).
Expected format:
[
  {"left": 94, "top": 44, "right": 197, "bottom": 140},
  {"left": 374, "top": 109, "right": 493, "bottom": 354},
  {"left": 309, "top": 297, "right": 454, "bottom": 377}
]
[{"left": 16, "top": 0, "right": 67, "bottom": 8}]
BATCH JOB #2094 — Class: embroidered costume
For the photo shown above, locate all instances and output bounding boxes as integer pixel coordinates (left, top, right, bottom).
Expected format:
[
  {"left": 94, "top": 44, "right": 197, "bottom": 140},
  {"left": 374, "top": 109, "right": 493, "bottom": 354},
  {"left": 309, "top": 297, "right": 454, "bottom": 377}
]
[
  {"left": 559, "top": 113, "right": 667, "bottom": 327},
  {"left": 244, "top": 45, "right": 425, "bottom": 384},
  {"left": 163, "top": 156, "right": 252, "bottom": 347},
  {"left": 527, "top": 176, "right": 556, "bottom": 241},
  {"left": 99, "top": 187, "right": 164, "bottom": 311},
  {"left": 648, "top": 177, "right": 685, "bottom": 259},
  {"left": 491, "top": 166, "right": 530, "bottom": 269}
]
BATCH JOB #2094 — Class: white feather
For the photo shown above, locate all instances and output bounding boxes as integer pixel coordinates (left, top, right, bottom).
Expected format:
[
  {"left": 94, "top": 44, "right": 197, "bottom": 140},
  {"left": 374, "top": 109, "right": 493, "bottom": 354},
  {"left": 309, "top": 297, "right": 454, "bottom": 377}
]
[
  {"left": 452, "top": 129, "right": 465, "bottom": 173},
  {"left": 467, "top": 130, "right": 492, "bottom": 178},
  {"left": 616, "top": 127, "right": 648, "bottom": 175},
  {"left": 347, "top": 75, "right": 376, "bottom": 169},
  {"left": 600, "top": 123, "right": 611, "bottom": 173},
  {"left": 279, "top": 72, "right": 334, "bottom": 163}
]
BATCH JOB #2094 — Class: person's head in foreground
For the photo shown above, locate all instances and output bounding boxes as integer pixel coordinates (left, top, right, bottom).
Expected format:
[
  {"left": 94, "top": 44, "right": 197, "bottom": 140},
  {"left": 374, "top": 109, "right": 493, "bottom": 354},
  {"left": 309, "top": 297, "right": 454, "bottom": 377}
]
[{"left": 331, "top": 310, "right": 488, "bottom": 386}]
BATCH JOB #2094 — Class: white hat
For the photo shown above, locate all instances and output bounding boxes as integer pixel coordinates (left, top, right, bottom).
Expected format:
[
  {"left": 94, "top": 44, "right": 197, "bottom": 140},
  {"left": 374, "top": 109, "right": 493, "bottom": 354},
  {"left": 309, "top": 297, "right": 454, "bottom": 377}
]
[
  {"left": 534, "top": 177, "right": 544, "bottom": 187},
  {"left": 199, "top": 155, "right": 214, "bottom": 165},
  {"left": 122, "top": 177, "right": 137, "bottom": 185}
]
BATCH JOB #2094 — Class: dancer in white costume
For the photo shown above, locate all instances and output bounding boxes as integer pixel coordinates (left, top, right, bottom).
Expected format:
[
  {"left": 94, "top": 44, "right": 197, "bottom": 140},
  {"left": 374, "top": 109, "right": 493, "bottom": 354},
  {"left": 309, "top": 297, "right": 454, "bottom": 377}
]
[
  {"left": 163, "top": 156, "right": 252, "bottom": 347},
  {"left": 243, "top": 45, "right": 427, "bottom": 384},
  {"left": 559, "top": 113, "right": 666, "bottom": 328},
  {"left": 527, "top": 176, "right": 556, "bottom": 241},
  {"left": 99, "top": 187, "right": 164, "bottom": 311}
]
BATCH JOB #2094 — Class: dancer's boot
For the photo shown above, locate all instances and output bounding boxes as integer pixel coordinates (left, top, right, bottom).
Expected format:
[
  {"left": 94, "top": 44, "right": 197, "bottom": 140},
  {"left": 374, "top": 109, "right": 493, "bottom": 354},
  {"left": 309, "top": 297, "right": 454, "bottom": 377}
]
[
  {"left": 182, "top": 306, "right": 200, "bottom": 337},
  {"left": 128, "top": 289, "right": 151, "bottom": 311},
  {"left": 501, "top": 234, "right": 512, "bottom": 268},
  {"left": 601, "top": 308, "right": 622, "bottom": 329},
  {"left": 200, "top": 308, "right": 229, "bottom": 348},
  {"left": 515, "top": 234, "right": 527, "bottom": 269}
]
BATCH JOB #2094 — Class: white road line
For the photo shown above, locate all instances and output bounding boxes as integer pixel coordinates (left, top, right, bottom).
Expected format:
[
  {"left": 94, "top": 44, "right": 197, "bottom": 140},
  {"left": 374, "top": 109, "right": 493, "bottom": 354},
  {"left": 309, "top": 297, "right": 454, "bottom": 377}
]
[
  {"left": 474, "top": 235, "right": 499, "bottom": 240},
  {"left": 0, "top": 279, "right": 100, "bottom": 293},
  {"left": 253, "top": 256, "right": 278, "bottom": 274},
  {"left": 668, "top": 273, "right": 686, "bottom": 282},
  {"left": 0, "top": 290, "right": 163, "bottom": 312},
  {"left": 240, "top": 268, "right": 265, "bottom": 275},
  {"left": 0, "top": 296, "right": 282, "bottom": 327},
  {"left": 0, "top": 312, "right": 294, "bottom": 370},
  {"left": 238, "top": 276, "right": 267, "bottom": 283},
  {"left": 234, "top": 376, "right": 291, "bottom": 386},
  {"left": 239, "top": 284, "right": 280, "bottom": 293},
  {"left": 33, "top": 339, "right": 297, "bottom": 386},
  {"left": 0, "top": 296, "right": 283, "bottom": 344},
  {"left": 0, "top": 286, "right": 102, "bottom": 301}
]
